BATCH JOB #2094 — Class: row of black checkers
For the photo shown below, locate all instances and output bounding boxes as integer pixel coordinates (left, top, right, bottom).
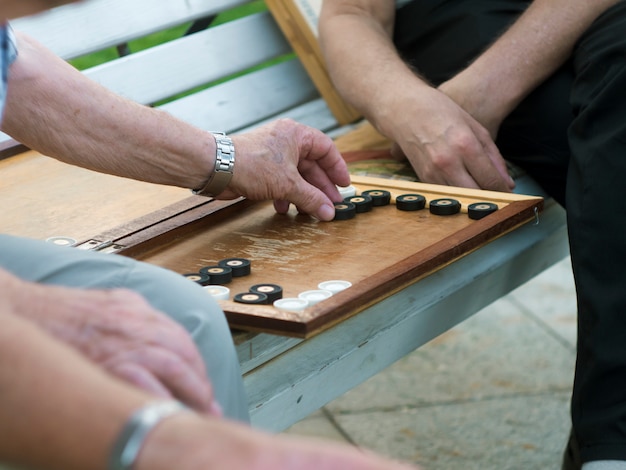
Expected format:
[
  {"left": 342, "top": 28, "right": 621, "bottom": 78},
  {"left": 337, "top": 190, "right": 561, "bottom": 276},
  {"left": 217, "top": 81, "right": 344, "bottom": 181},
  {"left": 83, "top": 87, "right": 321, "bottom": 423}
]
[
  {"left": 183, "top": 257, "right": 252, "bottom": 285},
  {"left": 183, "top": 257, "right": 282, "bottom": 305},
  {"left": 333, "top": 189, "right": 498, "bottom": 221}
]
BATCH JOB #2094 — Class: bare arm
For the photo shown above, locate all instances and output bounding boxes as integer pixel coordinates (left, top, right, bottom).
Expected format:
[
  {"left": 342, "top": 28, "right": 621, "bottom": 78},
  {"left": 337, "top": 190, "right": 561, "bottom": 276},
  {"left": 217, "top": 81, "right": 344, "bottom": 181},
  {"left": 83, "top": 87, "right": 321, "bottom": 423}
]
[
  {"left": 442, "top": 0, "right": 621, "bottom": 134},
  {"left": 319, "top": 0, "right": 514, "bottom": 191},
  {"left": 3, "top": 32, "right": 212, "bottom": 190},
  {"left": 319, "top": 0, "right": 413, "bottom": 132},
  {"left": 0, "top": 303, "right": 151, "bottom": 470},
  {"left": 0, "top": 267, "right": 218, "bottom": 413},
  {"left": 2, "top": 33, "right": 349, "bottom": 221},
  {"left": 0, "top": 303, "right": 419, "bottom": 470},
  {"left": 319, "top": 0, "right": 618, "bottom": 191}
]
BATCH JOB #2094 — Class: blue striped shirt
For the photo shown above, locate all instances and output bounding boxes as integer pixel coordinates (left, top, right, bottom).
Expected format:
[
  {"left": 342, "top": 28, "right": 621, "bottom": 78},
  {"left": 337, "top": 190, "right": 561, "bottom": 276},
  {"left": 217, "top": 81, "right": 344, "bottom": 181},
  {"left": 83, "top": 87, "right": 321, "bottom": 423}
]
[{"left": 0, "top": 24, "right": 18, "bottom": 123}]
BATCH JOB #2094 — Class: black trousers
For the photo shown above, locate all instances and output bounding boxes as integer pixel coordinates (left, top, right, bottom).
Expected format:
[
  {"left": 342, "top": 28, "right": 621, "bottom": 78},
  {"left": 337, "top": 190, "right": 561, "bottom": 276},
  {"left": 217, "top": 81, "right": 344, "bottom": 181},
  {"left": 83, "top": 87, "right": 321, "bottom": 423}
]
[{"left": 393, "top": 0, "right": 626, "bottom": 463}]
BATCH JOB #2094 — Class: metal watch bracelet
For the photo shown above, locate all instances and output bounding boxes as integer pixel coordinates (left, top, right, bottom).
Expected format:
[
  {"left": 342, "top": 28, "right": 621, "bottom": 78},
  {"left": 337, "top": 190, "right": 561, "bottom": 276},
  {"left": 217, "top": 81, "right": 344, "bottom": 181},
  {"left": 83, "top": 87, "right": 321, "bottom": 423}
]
[
  {"left": 108, "top": 400, "right": 188, "bottom": 470},
  {"left": 192, "top": 132, "right": 235, "bottom": 197}
]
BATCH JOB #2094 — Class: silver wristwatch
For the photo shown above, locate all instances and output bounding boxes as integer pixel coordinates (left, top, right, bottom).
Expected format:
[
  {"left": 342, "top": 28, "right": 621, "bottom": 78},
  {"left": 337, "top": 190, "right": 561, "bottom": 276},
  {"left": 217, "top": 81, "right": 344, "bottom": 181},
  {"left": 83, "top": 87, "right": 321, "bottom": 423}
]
[{"left": 192, "top": 132, "right": 235, "bottom": 197}]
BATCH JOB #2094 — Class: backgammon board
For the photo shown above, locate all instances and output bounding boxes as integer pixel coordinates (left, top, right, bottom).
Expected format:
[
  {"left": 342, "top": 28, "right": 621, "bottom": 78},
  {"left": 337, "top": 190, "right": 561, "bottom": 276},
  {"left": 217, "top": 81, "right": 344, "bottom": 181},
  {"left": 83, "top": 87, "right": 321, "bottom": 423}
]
[{"left": 0, "top": 151, "right": 542, "bottom": 338}]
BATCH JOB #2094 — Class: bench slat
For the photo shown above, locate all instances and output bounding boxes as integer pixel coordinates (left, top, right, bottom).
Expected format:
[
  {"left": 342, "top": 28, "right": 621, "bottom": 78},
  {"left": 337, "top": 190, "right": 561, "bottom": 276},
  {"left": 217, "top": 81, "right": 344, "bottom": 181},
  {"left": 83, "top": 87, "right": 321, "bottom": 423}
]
[
  {"left": 84, "top": 12, "right": 292, "bottom": 105},
  {"left": 160, "top": 60, "right": 325, "bottom": 132},
  {"left": 2, "top": 4, "right": 342, "bottom": 150},
  {"left": 12, "top": 0, "right": 251, "bottom": 59},
  {"left": 236, "top": 98, "right": 339, "bottom": 134}
]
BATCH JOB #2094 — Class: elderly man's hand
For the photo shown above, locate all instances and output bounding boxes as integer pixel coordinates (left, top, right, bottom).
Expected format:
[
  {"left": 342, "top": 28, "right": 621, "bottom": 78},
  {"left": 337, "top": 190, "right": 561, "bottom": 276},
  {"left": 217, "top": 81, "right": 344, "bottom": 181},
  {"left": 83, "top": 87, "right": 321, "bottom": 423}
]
[
  {"left": 218, "top": 119, "right": 351, "bottom": 221},
  {"left": 1, "top": 269, "right": 218, "bottom": 415}
]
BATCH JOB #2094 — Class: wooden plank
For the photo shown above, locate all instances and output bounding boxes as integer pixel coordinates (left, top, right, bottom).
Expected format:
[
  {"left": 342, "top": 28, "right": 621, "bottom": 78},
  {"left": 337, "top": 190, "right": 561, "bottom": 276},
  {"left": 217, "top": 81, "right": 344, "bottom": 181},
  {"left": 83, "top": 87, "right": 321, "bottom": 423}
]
[
  {"left": 0, "top": 151, "right": 190, "bottom": 240},
  {"left": 12, "top": 0, "right": 250, "bottom": 59},
  {"left": 235, "top": 98, "right": 338, "bottom": 135},
  {"left": 160, "top": 60, "right": 321, "bottom": 132},
  {"left": 83, "top": 12, "right": 292, "bottom": 105},
  {"left": 265, "top": 0, "right": 361, "bottom": 125}
]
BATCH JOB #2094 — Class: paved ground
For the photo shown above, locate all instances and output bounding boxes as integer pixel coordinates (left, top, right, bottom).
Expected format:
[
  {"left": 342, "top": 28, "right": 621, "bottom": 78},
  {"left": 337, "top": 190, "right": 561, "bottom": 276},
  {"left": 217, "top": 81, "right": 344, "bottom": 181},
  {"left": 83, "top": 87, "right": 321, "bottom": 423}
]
[{"left": 285, "top": 256, "right": 577, "bottom": 470}]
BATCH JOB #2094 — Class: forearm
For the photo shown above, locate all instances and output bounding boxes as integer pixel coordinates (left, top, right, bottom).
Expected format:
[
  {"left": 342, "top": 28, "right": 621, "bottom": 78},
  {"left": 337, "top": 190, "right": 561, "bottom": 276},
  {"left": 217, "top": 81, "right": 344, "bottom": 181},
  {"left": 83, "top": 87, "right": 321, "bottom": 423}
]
[
  {"left": 0, "top": 305, "right": 149, "bottom": 470},
  {"left": 2, "top": 32, "right": 213, "bottom": 190},
  {"left": 453, "top": 0, "right": 620, "bottom": 123},
  {"left": 0, "top": 304, "right": 420, "bottom": 470},
  {"left": 319, "top": 1, "right": 431, "bottom": 139},
  {"left": 1, "top": 33, "right": 349, "bottom": 220}
]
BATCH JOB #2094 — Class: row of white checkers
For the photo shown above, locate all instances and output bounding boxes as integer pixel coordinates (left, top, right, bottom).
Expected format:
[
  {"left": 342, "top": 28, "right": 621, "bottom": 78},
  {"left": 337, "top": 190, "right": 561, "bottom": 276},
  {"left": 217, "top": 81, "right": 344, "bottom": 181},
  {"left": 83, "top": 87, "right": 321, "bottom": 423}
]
[{"left": 203, "top": 279, "right": 352, "bottom": 312}]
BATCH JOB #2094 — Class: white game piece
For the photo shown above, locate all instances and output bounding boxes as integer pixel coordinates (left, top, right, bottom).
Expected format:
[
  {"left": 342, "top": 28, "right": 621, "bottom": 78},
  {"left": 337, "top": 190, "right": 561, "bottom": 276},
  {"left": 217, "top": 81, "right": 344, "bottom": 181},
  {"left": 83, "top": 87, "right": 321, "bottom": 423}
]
[
  {"left": 274, "top": 298, "right": 309, "bottom": 312},
  {"left": 203, "top": 285, "right": 230, "bottom": 301},
  {"left": 298, "top": 289, "right": 333, "bottom": 305},
  {"left": 318, "top": 280, "right": 352, "bottom": 294},
  {"left": 337, "top": 185, "right": 357, "bottom": 198}
]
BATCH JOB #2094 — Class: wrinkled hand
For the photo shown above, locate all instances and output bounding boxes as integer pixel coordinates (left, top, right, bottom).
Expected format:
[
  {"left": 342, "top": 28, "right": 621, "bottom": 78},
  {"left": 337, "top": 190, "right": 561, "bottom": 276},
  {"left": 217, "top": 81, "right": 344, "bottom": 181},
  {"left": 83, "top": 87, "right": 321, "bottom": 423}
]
[
  {"left": 4, "top": 270, "right": 218, "bottom": 415},
  {"left": 217, "top": 119, "right": 351, "bottom": 221},
  {"left": 389, "top": 85, "right": 514, "bottom": 192}
]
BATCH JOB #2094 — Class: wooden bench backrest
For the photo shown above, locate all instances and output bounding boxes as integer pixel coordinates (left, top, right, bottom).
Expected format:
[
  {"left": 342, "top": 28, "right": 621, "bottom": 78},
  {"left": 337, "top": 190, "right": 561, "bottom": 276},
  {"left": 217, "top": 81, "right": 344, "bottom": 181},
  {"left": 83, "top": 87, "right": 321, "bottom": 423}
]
[{"left": 8, "top": 0, "right": 339, "bottom": 140}]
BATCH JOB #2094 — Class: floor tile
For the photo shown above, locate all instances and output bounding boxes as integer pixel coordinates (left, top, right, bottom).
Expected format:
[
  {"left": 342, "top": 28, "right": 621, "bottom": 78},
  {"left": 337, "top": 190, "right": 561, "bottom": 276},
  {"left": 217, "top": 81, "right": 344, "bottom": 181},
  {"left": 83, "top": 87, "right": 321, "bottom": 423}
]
[
  {"left": 325, "top": 297, "right": 575, "bottom": 413},
  {"left": 334, "top": 393, "right": 571, "bottom": 470},
  {"left": 509, "top": 257, "right": 577, "bottom": 347},
  {"left": 283, "top": 410, "right": 351, "bottom": 444}
]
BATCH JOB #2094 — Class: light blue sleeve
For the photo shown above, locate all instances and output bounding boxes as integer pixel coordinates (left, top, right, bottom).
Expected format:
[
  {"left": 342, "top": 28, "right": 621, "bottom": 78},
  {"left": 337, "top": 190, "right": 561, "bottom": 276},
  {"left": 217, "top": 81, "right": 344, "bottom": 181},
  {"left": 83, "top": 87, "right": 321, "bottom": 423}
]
[
  {"left": 6, "top": 24, "right": 18, "bottom": 66},
  {"left": 0, "top": 24, "right": 18, "bottom": 123}
]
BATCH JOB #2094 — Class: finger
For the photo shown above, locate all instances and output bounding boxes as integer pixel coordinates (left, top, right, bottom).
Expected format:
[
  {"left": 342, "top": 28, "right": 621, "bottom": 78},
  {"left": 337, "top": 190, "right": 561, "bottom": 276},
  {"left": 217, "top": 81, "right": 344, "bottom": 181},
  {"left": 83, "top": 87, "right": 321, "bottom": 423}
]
[
  {"left": 463, "top": 145, "right": 514, "bottom": 192},
  {"left": 108, "top": 361, "right": 173, "bottom": 398},
  {"left": 482, "top": 139, "right": 515, "bottom": 191},
  {"left": 301, "top": 129, "right": 351, "bottom": 188},
  {"left": 291, "top": 185, "right": 336, "bottom": 221},
  {"left": 319, "top": 155, "right": 351, "bottom": 189},
  {"left": 420, "top": 131, "right": 499, "bottom": 190},
  {"left": 273, "top": 199, "right": 291, "bottom": 214},
  {"left": 298, "top": 160, "right": 345, "bottom": 203},
  {"left": 137, "top": 313, "right": 211, "bottom": 383},
  {"left": 443, "top": 167, "right": 482, "bottom": 189},
  {"left": 107, "top": 289, "right": 211, "bottom": 383},
  {"left": 272, "top": 159, "right": 341, "bottom": 221},
  {"left": 467, "top": 124, "right": 515, "bottom": 192},
  {"left": 278, "top": 173, "right": 337, "bottom": 221},
  {"left": 110, "top": 347, "right": 216, "bottom": 414},
  {"left": 414, "top": 145, "right": 481, "bottom": 189}
]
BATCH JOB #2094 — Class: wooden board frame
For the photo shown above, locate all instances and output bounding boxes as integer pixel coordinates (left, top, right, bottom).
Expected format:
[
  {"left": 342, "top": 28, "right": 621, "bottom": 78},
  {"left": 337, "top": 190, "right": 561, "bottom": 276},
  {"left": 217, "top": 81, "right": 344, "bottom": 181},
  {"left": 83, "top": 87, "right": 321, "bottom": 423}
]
[
  {"left": 265, "top": 0, "right": 361, "bottom": 125},
  {"left": 73, "top": 175, "right": 543, "bottom": 338}
]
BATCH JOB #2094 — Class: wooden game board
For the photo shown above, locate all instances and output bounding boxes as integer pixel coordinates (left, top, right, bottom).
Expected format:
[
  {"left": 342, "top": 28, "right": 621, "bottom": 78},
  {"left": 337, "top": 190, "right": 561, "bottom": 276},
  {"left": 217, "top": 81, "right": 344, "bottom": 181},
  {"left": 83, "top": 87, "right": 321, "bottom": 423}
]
[
  {"left": 69, "top": 175, "right": 542, "bottom": 338},
  {"left": 0, "top": 151, "right": 542, "bottom": 337}
]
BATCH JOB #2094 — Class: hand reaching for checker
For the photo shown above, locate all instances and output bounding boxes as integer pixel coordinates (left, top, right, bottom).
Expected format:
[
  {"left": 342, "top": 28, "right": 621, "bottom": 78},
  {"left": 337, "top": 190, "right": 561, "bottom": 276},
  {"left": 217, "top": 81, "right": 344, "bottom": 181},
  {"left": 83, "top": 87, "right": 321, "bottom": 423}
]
[
  {"left": 0, "top": 269, "right": 218, "bottom": 415},
  {"left": 216, "top": 119, "right": 351, "bottom": 221}
]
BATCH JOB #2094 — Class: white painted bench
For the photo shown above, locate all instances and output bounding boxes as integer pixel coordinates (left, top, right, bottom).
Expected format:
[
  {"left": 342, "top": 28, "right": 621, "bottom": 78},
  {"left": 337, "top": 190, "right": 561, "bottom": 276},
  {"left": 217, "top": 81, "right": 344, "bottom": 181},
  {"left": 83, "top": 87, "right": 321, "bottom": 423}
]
[{"left": 9, "top": 0, "right": 568, "bottom": 432}]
